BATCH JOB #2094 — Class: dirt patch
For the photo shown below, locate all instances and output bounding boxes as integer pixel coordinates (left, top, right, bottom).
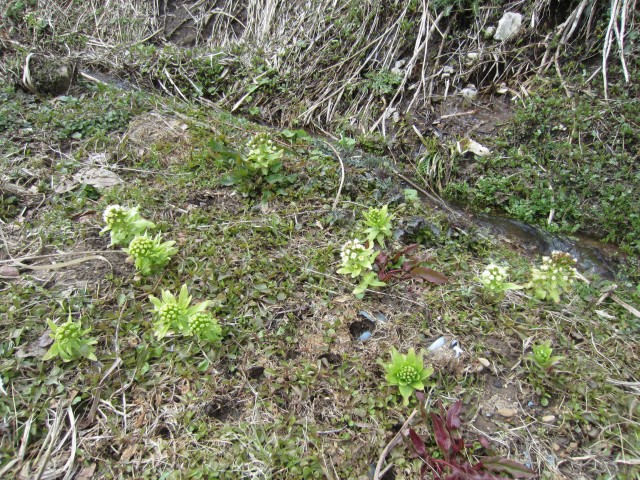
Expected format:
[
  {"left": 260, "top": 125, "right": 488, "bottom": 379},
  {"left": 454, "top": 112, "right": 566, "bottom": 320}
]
[
  {"left": 435, "top": 95, "right": 513, "bottom": 139},
  {"left": 203, "top": 395, "right": 241, "bottom": 421},
  {"left": 125, "top": 111, "right": 191, "bottom": 166}
]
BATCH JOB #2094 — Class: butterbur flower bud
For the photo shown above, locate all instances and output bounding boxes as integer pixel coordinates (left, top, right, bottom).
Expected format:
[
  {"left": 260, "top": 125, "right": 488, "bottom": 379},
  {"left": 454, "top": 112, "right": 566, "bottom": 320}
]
[
  {"left": 56, "top": 320, "right": 81, "bottom": 342},
  {"left": 128, "top": 235, "right": 155, "bottom": 258},
  {"left": 189, "top": 312, "right": 222, "bottom": 342},
  {"left": 103, "top": 205, "right": 126, "bottom": 226},
  {"left": 159, "top": 303, "right": 184, "bottom": 324}
]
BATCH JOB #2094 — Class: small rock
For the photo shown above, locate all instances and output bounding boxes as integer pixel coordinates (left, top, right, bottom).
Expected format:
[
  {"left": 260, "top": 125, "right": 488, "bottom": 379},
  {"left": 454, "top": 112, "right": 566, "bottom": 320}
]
[
  {"left": 494, "top": 12, "right": 523, "bottom": 42},
  {"left": 542, "top": 415, "right": 556, "bottom": 423},
  {"left": 460, "top": 84, "right": 477, "bottom": 99},
  {"left": 428, "top": 336, "right": 446, "bottom": 351},
  {"left": 478, "top": 357, "right": 491, "bottom": 367},
  {"left": 73, "top": 167, "right": 123, "bottom": 190},
  {"left": 0, "top": 266, "right": 20, "bottom": 278},
  {"left": 497, "top": 408, "right": 518, "bottom": 418},
  {"left": 552, "top": 443, "right": 561, "bottom": 451},
  {"left": 458, "top": 137, "right": 491, "bottom": 157}
]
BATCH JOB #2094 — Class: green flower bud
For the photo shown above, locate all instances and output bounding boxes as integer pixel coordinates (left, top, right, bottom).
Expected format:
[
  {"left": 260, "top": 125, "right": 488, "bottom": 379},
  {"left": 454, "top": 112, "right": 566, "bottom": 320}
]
[
  {"left": 189, "top": 312, "right": 222, "bottom": 342},
  {"left": 128, "top": 236, "right": 154, "bottom": 258}
]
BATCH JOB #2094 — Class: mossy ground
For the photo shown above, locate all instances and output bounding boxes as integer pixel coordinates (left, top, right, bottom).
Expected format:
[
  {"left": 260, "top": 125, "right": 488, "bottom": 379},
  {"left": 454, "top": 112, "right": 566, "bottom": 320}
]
[
  {"left": 1, "top": 80, "right": 639, "bottom": 479},
  {"left": 444, "top": 64, "right": 640, "bottom": 256}
]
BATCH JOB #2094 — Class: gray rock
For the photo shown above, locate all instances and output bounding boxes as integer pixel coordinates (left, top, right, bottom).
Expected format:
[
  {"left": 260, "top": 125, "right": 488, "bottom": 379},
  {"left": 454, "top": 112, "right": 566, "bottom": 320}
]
[{"left": 494, "top": 12, "right": 523, "bottom": 41}]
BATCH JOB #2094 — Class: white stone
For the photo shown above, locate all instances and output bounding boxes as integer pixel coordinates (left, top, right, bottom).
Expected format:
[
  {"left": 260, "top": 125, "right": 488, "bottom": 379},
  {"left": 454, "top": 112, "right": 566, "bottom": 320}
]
[
  {"left": 494, "top": 12, "right": 523, "bottom": 41},
  {"left": 460, "top": 84, "right": 477, "bottom": 99}
]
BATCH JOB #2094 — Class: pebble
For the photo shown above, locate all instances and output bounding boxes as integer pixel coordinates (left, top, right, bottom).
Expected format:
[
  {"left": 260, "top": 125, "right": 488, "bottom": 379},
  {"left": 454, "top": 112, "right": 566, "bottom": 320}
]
[
  {"left": 478, "top": 357, "right": 490, "bottom": 367},
  {"left": 542, "top": 415, "right": 556, "bottom": 423},
  {"left": 496, "top": 408, "right": 518, "bottom": 418}
]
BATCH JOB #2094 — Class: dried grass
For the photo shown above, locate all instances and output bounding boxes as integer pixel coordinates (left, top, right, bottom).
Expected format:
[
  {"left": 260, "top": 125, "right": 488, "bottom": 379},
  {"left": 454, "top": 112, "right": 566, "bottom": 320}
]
[{"left": 4, "top": 0, "right": 635, "bottom": 135}]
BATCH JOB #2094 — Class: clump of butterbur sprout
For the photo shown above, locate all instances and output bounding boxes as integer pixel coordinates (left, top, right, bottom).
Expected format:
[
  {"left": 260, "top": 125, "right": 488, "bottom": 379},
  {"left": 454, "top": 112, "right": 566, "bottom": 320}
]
[
  {"left": 525, "top": 340, "right": 564, "bottom": 372},
  {"left": 478, "top": 264, "right": 523, "bottom": 298},
  {"left": 149, "top": 284, "right": 222, "bottom": 343},
  {"left": 101, "top": 204, "right": 155, "bottom": 246},
  {"left": 362, "top": 205, "right": 394, "bottom": 247},
  {"left": 479, "top": 251, "right": 578, "bottom": 304},
  {"left": 244, "top": 132, "right": 284, "bottom": 175},
  {"left": 124, "top": 233, "right": 178, "bottom": 276},
  {"left": 382, "top": 348, "right": 434, "bottom": 405},
  {"left": 337, "top": 239, "right": 385, "bottom": 297},
  {"left": 528, "top": 251, "right": 577, "bottom": 303},
  {"left": 43, "top": 310, "right": 97, "bottom": 362}
]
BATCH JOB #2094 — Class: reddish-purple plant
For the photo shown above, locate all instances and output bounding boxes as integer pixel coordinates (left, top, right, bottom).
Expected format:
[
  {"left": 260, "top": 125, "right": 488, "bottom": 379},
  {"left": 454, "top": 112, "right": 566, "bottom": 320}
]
[
  {"left": 375, "top": 244, "right": 448, "bottom": 285},
  {"left": 407, "top": 395, "right": 536, "bottom": 480}
]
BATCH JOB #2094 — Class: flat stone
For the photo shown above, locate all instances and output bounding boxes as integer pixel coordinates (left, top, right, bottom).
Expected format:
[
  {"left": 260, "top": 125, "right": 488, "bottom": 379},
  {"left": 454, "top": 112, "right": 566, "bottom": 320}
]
[
  {"left": 542, "top": 415, "right": 556, "bottom": 423},
  {"left": 497, "top": 408, "right": 518, "bottom": 418},
  {"left": 478, "top": 357, "right": 491, "bottom": 367}
]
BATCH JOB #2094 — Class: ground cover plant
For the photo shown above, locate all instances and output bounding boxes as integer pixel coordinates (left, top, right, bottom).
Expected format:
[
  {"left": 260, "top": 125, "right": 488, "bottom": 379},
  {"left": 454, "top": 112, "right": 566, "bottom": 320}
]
[
  {"left": 0, "top": 1, "right": 639, "bottom": 479},
  {"left": 0, "top": 81, "right": 638, "bottom": 479}
]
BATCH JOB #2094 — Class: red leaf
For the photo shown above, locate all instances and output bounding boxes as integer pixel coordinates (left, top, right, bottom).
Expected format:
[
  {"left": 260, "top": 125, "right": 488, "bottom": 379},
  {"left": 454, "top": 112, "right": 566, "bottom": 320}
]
[
  {"left": 480, "top": 457, "right": 537, "bottom": 478},
  {"left": 375, "top": 251, "right": 389, "bottom": 267},
  {"left": 410, "top": 266, "right": 448, "bottom": 284},
  {"left": 478, "top": 435, "right": 491, "bottom": 450},
  {"left": 431, "top": 412, "right": 453, "bottom": 456},
  {"left": 408, "top": 428, "right": 428, "bottom": 459},
  {"left": 452, "top": 437, "right": 465, "bottom": 455},
  {"left": 446, "top": 401, "right": 462, "bottom": 430},
  {"left": 391, "top": 243, "right": 418, "bottom": 263}
]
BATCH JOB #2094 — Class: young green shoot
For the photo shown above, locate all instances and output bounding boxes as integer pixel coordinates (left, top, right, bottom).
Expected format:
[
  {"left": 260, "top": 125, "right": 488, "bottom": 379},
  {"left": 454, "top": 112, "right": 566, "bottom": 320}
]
[
  {"left": 337, "top": 239, "right": 385, "bottom": 296},
  {"left": 188, "top": 312, "right": 223, "bottom": 343},
  {"left": 101, "top": 204, "right": 155, "bottom": 246},
  {"left": 43, "top": 311, "right": 97, "bottom": 362},
  {"left": 124, "top": 233, "right": 178, "bottom": 276},
  {"left": 383, "top": 347, "right": 433, "bottom": 406},
  {"left": 362, "top": 205, "right": 394, "bottom": 247},
  {"left": 149, "top": 284, "right": 209, "bottom": 339},
  {"left": 478, "top": 264, "right": 523, "bottom": 298},
  {"left": 525, "top": 340, "right": 564, "bottom": 372}
]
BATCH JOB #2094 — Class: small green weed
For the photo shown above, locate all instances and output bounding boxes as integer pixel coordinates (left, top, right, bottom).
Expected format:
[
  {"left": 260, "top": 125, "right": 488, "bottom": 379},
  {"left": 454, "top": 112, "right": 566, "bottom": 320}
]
[{"left": 527, "top": 251, "right": 577, "bottom": 303}]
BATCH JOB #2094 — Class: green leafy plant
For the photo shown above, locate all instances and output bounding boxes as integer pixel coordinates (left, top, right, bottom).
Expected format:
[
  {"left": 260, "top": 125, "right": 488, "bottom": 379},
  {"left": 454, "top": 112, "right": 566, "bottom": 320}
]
[
  {"left": 527, "top": 251, "right": 577, "bottom": 303},
  {"left": 406, "top": 398, "right": 536, "bottom": 479},
  {"left": 148, "top": 284, "right": 209, "bottom": 339},
  {"left": 188, "top": 312, "right": 222, "bottom": 343},
  {"left": 382, "top": 347, "right": 433, "bottom": 405},
  {"left": 336, "top": 239, "right": 385, "bottom": 296},
  {"left": 101, "top": 204, "right": 155, "bottom": 246},
  {"left": 124, "top": 233, "right": 178, "bottom": 276},
  {"left": 220, "top": 132, "right": 296, "bottom": 201},
  {"left": 524, "top": 340, "right": 565, "bottom": 406},
  {"left": 525, "top": 340, "right": 564, "bottom": 372},
  {"left": 362, "top": 205, "right": 394, "bottom": 247},
  {"left": 478, "top": 264, "right": 523, "bottom": 297},
  {"left": 43, "top": 311, "right": 97, "bottom": 362}
]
